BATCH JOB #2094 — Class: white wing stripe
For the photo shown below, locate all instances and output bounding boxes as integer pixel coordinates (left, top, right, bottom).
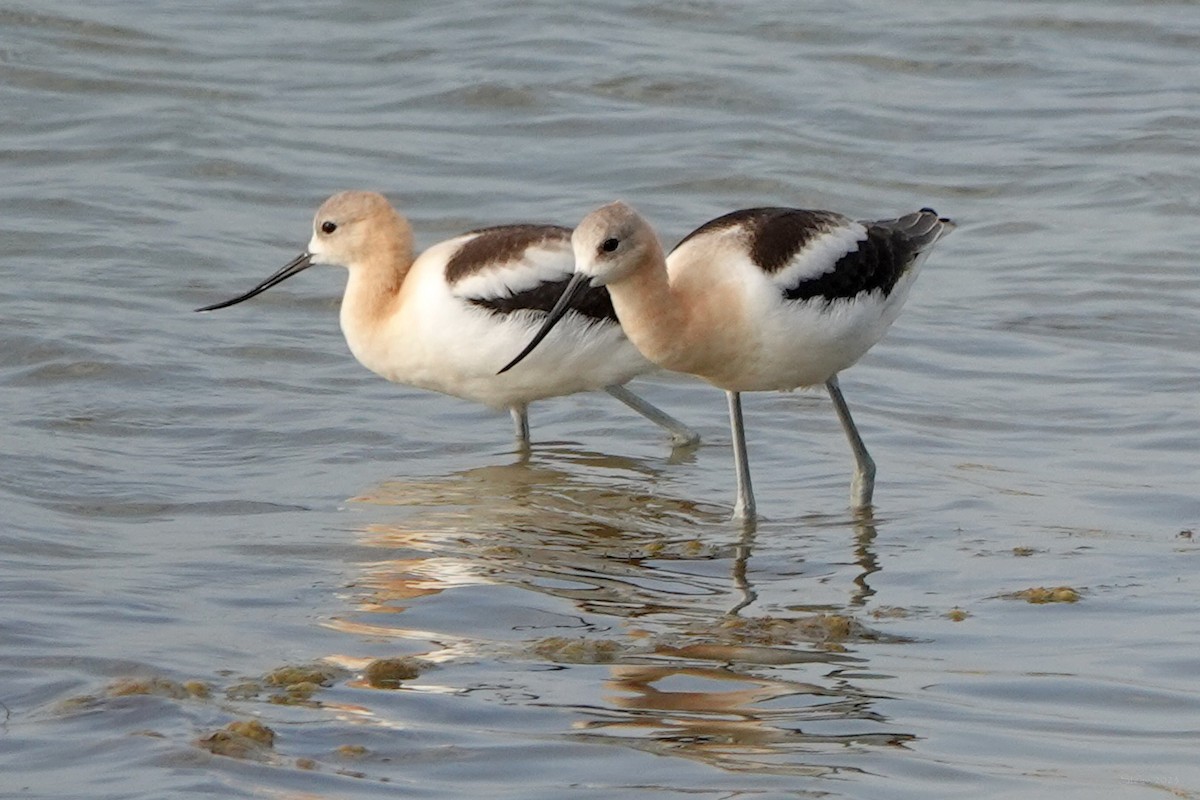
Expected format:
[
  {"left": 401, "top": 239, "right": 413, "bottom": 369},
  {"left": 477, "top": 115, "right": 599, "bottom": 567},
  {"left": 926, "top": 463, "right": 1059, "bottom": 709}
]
[
  {"left": 768, "top": 222, "right": 868, "bottom": 292},
  {"left": 451, "top": 242, "right": 573, "bottom": 302}
]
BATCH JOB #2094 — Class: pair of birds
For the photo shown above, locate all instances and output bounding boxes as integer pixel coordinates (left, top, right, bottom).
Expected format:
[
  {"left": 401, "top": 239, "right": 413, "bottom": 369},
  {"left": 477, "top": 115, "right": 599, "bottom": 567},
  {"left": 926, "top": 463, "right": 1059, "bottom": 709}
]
[{"left": 198, "top": 191, "right": 954, "bottom": 520}]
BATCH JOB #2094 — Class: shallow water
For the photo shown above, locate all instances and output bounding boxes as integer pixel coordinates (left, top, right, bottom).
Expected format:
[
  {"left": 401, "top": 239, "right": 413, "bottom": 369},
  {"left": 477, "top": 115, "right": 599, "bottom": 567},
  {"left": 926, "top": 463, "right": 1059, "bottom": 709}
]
[{"left": 2, "top": 1, "right": 1198, "bottom": 797}]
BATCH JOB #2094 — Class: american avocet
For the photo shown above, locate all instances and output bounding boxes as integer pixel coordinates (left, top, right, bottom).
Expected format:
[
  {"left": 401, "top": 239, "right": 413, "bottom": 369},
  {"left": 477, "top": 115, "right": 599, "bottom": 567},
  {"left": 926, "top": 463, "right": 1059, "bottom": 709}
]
[
  {"left": 196, "top": 191, "right": 698, "bottom": 447},
  {"left": 501, "top": 202, "right": 955, "bottom": 517}
]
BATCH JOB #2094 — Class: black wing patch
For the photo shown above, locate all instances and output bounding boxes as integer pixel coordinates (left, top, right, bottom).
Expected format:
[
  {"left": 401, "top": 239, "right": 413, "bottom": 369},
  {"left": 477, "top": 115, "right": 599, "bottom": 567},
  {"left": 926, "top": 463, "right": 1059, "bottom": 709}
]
[
  {"left": 784, "top": 224, "right": 913, "bottom": 302},
  {"left": 785, "top": 210, "right": 946, "bottom": 303},
  {"left": 470, "top": 277, "right": 618, "bottom": 322}
]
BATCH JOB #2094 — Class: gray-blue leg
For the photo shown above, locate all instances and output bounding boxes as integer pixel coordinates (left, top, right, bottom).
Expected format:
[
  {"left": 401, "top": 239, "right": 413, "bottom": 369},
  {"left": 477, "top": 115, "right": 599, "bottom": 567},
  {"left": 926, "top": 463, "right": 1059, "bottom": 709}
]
[
  {"left": 825, "top": 375, "right": 875, "bottom": 509},
  {"left": 726, "top": 390, "right": 756, "bottom": 521},
  {"left": 604, "top": 384, "right": 700, "bottom": 447},
  {"left": 510, "top": 404, "right": 530, "bottom": 446}
]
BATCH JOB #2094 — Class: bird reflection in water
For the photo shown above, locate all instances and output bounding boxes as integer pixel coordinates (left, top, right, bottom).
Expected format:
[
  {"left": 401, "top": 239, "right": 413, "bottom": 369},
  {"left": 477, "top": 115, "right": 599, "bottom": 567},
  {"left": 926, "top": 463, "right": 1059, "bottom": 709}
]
[
  {"left": 325, "top": 447, "right": 910, "bottom": 776},
  {"left": 579, "top": 660, "right": 915, "bottom": 775}
]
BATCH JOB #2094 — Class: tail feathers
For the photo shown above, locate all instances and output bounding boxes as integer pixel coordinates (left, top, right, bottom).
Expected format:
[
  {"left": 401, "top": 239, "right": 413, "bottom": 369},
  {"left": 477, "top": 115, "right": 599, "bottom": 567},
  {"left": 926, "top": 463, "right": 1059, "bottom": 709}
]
[{"left": 869, "top": 208, "right": 955, "bottom": 249}]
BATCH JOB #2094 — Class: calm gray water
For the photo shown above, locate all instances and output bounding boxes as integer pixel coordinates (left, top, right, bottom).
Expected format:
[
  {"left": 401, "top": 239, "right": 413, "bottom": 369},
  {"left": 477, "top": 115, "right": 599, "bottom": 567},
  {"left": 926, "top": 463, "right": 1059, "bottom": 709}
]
[{"left": 2, "top": 1, "right": 1198, "bottom": 798}]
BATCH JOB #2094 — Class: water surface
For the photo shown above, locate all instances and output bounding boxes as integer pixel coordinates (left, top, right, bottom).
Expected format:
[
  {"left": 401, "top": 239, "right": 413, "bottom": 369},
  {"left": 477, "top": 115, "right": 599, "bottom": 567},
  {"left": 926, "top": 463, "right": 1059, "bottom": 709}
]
[{"left": 2, "top": 1, "right": 1198, "bottom": 798}]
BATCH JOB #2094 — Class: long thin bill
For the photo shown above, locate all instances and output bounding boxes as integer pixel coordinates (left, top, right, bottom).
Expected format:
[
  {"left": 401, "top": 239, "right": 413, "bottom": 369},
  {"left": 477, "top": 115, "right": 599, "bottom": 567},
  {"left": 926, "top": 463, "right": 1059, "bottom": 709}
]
[
  {"left": 497, "top": 272, "right": 591, "bottom": 374},
  {"left": 194, "top": 252, "right": 315, "bottom": 312}
]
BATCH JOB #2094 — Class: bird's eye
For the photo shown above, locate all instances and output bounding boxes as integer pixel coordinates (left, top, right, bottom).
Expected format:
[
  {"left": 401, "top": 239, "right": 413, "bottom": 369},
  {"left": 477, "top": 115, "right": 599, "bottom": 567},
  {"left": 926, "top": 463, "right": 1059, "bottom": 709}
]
[
  {"left": 321, "top": 221, "right": 337, "bottom": 234},
  {"left": 600, "top": 237, "right": 620, "bottom": 253}
]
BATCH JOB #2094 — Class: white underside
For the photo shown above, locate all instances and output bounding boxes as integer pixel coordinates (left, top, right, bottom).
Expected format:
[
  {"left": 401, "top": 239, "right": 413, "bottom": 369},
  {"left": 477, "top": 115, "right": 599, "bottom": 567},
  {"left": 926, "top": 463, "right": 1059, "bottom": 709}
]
[{"left": 742, "top": 274, "right": 917, "bottom": 390}]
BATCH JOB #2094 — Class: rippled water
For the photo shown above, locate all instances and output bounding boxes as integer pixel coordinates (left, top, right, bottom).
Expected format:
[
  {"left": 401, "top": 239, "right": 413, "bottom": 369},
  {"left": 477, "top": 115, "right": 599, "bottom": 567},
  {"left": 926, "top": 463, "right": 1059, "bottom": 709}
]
[{"left": 2, "top": 1, "right": 1198, "bottom": 798}]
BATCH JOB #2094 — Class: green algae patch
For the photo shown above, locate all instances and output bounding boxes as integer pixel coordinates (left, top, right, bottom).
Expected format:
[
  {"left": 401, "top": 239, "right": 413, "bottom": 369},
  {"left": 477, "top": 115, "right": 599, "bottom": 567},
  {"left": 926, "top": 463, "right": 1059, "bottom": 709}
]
[
  {"left": 107, "top": 676, "right": 211, "bottom": 699},
  {"left": 262, "top": 662, "right": 347, "bottom": 705},
  {"left": 707, "top": 613, "right": 895, "bottom": 649},
  {"left": 57, "top": 676, "right": 211, "bottom": 714},
  {"left": 1004, "top": 586, "right": 1082, "bottom": 604},
  {"left": 363, "top": 657, "right": 428, "bottom": 688},
  {"left": 225, "top": 681, "right": 262, "bottom": 700},
  {"left": 197, "top": 719, "right": 276, "bottom": 760},
  {"left": 269, "top": 680, "right": 324, "bottom": 705},
  {"left": 226, "top": 719, "right": 275, "bottom": 746},
  {"left": 531, "top": 636, "right": 627, "bottom": 664},
  {"left": 945, "top": 607, "right": 971, "bottom": 622},
  {"left": 869, "top": 606, "right": 912, "bottom": 620},
  {"left": 264, "top": 663, "right": 344, "bottom": 688}
]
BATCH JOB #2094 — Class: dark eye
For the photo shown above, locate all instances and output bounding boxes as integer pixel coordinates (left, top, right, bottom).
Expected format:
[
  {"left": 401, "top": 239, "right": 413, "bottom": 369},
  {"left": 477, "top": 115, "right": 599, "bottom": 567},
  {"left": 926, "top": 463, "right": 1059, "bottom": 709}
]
[
  {"left": 600, "top": 237, "right": 619, "bottom": 253},
  {"left": 320, "top": 221, "right": 337, "bottom": 234}
]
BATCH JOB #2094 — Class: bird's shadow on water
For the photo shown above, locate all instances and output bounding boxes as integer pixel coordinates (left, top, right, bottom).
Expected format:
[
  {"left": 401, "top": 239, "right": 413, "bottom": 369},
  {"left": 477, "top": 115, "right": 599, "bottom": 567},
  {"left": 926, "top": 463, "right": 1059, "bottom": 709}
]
[{"left": 332, "top": 445, "right": 918, "bottom": 778}]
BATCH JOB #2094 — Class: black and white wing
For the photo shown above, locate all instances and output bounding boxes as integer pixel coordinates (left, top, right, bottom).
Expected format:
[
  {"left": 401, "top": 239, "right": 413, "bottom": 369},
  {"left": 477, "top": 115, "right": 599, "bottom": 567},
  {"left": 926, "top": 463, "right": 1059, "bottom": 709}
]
[
  {"left": 674, "top": 206, "right": 953, "bottom": 302},
  {"left": 445, "top": 224, "right": 617, "bottom": 322}
]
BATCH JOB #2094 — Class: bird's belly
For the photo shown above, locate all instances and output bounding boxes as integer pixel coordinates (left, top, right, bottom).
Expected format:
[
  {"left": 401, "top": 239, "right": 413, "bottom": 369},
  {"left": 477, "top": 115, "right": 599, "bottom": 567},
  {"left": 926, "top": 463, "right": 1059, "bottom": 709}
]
[
  {"left": 344, "top": 302, "right": 652, "bottom": 409},
  {"left": 700, "top": 291, "right": 906, "bottom": 392}
]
